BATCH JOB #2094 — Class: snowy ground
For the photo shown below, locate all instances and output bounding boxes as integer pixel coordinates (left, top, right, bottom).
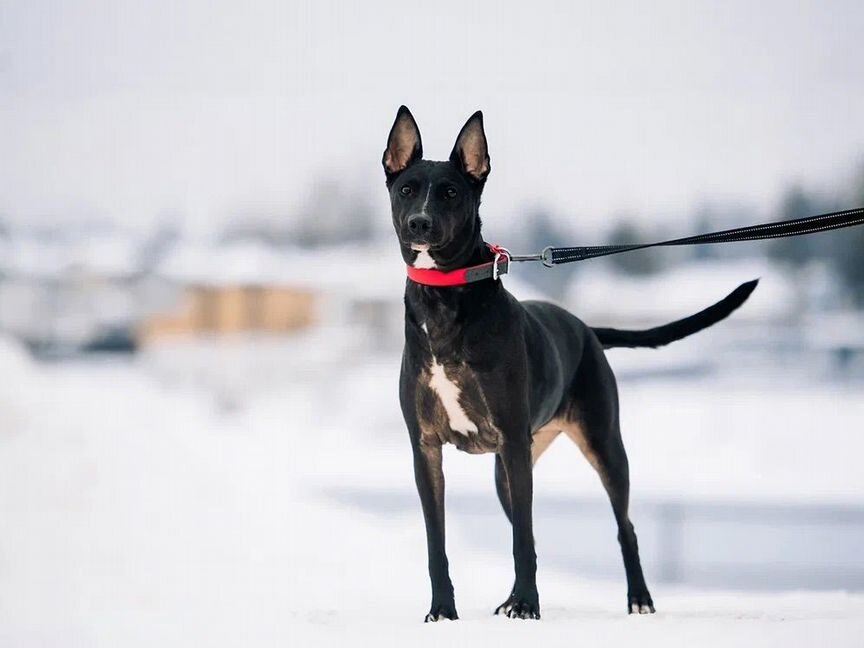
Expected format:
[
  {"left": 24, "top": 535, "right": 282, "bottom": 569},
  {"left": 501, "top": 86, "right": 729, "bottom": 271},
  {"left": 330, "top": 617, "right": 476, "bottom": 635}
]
[{"left": 1, "top": 337, "right": 863, "bottom": 646}]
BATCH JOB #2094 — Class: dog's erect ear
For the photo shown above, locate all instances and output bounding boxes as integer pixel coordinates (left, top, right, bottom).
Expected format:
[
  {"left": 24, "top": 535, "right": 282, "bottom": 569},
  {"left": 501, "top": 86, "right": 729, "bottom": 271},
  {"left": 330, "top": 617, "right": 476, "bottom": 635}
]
[
  {"left": 383, "top": 106, "right": 422, "bottom": 177},
  {"left": 449, "top": 111, "right": 490, "bottom": 182}
]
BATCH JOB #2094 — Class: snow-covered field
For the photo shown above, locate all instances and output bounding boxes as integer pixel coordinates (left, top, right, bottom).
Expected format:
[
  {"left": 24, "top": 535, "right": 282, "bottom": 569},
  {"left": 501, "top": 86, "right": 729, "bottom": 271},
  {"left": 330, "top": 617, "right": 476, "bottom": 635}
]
[{"left": 1, "top": 336, "right": 863, "bottom": 647}]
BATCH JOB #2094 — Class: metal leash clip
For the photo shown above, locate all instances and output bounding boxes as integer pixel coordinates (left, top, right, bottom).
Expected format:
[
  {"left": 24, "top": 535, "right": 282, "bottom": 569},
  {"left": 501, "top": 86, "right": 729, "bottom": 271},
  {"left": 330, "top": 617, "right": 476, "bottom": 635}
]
[{"left": 507, "top": 246, "right": 555, "bottom": 267}]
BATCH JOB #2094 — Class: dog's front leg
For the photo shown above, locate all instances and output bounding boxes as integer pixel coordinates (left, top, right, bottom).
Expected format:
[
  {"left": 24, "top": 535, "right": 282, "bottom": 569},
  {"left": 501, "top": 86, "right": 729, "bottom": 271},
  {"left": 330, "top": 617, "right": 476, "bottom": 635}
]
[
  {"left": 495, "top": 434, "right": 540, "bottom": 619},
  {"left": 411, "top": 439, "right": 457, "bottom": 622}
]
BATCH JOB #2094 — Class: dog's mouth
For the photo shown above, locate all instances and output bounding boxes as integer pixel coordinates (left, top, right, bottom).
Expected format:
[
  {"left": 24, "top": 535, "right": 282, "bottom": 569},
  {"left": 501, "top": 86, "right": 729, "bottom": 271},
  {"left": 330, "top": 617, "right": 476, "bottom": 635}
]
[{"left": 410, "top": 243, "right": 431, "bottom": 252}]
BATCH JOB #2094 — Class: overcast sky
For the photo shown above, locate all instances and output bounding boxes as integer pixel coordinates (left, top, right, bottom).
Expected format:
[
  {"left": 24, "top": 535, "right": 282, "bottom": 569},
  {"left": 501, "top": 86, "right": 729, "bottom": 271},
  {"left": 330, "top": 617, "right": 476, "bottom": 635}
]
[{"left": 2, "top": 0, "right": 863, "bottom": 237}]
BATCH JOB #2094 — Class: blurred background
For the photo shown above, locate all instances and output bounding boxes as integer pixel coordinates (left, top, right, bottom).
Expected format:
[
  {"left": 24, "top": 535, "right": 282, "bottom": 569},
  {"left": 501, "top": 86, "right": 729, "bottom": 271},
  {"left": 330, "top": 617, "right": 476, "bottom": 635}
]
[{"left": 1, "top": 1, "right": 864, "bottom": 645}]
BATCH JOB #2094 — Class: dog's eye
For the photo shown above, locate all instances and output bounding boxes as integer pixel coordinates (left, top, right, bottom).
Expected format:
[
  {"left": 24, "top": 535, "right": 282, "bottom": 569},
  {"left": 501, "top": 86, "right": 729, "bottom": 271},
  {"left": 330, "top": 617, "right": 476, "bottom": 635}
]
[
  {"left": 445, "top": 187, "right": 458, "bottom": 199},
  {"left": 400, "top": 185, "right": 414, "bottom": 196}
]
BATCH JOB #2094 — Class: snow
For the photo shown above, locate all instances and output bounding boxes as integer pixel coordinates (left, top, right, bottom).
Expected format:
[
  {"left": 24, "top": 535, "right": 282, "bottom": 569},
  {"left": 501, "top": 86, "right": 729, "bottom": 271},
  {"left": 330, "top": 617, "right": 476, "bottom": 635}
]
[
  {"left": 0, "top": 335, "right": 38, "bottom": 438},
  {"left": 1, "top": 342, "right": 863, "bottom": 646}
]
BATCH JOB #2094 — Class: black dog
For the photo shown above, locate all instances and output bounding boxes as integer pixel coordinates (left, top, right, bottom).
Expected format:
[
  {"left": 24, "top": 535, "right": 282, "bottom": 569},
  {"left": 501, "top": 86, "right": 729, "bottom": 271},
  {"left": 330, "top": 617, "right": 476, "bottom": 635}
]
[{"left": 383, "top": 106, "right": 757, "bottom": 622}]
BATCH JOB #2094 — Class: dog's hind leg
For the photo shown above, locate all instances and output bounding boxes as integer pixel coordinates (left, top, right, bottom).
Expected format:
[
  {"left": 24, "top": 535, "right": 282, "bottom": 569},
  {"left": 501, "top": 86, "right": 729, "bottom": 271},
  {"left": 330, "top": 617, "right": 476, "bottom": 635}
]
[
  {"left": 567, "top": 345, "right": 655, "bottom": 614},
  {"left": 588, "top": 431, "right": 655, "bottom": 614}
]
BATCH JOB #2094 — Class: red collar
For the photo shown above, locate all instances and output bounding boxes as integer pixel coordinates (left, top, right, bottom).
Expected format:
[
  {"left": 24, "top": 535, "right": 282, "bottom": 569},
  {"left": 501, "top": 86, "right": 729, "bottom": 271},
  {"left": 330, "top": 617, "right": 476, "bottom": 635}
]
[{"left": 406, "top": 244, "right": 510, "bottom": 287}]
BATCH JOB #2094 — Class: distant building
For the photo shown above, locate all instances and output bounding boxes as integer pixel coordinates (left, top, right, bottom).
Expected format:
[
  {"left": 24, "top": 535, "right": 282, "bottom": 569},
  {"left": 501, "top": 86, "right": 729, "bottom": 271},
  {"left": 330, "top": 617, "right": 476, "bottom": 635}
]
[
  {"left": 140, "top": 285, "right": 317, "bottom": 342},
  {"left": 143, "top": 240, "right": 408, "bottom": 351}
]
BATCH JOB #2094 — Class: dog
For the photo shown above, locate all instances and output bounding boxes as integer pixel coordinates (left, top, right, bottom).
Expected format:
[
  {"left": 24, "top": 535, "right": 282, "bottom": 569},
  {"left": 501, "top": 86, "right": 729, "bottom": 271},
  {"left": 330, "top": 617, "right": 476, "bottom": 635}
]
[{"left": 383, "top": 106, "right": 757, "bottom": 621}]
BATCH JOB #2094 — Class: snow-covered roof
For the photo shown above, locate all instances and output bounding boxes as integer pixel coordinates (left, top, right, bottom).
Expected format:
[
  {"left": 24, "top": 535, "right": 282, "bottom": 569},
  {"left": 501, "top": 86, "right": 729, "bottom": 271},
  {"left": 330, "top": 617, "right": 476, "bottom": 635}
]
[
  {"left": 1, "top": 232, "right": 141, "bottom": 280},
  {"left": 157, "top": 240, "right": 407, "bottom": 300}
]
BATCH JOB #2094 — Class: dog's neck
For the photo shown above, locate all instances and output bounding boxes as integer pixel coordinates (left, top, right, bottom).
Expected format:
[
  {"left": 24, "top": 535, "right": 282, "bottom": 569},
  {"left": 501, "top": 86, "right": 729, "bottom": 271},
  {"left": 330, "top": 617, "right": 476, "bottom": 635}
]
[{"left": 405, "top": 237, "right": 503, "bottom": 355}]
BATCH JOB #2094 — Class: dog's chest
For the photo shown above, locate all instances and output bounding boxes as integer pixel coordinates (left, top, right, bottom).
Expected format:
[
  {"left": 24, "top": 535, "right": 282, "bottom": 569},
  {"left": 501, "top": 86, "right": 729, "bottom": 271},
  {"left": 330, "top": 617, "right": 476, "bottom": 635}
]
[{"left": 414, "top": 325, "right": 500, "bottom": 454}]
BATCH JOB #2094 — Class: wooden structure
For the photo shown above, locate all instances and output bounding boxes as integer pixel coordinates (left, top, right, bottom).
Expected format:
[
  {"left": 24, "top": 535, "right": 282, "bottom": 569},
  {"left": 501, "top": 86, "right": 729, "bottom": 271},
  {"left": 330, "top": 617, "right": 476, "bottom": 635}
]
[{"left": 140, "top": 284, "right": 317, "bottom": 343}]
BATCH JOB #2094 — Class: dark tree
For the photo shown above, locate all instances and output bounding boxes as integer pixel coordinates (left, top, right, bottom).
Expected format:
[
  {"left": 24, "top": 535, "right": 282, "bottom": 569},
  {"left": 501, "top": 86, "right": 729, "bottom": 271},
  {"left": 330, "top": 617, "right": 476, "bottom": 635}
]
[
  {"left": 768, "top": 186, "right": 823, "bottom": 266},
  {"left": 834, "top": 169, "right": 864, "bottom": 306},
  {"left": 514, "top": 208, "right": 578, "bottom": 300},
  {"left": 294, "top": 180, "right": 375, "bottom": 248},
  {"left": 606, "top": 218, "right": 663, "bottom": 276}
]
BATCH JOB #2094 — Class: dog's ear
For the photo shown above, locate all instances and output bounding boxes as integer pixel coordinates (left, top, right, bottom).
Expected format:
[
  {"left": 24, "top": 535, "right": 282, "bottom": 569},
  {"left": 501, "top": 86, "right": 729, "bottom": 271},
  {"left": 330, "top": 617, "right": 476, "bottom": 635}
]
[
  {"left": 450, "top": 110, "right": 490, "bottom": 183},
  {"left": 383, "top": 106, "right": 423, "bottom": 177}
]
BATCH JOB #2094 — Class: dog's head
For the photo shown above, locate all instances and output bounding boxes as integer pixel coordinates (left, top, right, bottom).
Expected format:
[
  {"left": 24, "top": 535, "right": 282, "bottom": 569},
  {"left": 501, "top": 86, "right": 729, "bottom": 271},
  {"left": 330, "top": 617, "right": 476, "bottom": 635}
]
[{"left": 383, "top": 106, "right": 490, "bottom": 270}]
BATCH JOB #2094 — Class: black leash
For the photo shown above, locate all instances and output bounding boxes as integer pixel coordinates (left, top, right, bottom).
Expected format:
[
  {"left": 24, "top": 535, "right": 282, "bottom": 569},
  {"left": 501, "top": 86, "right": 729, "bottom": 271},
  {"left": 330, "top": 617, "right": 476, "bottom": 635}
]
[{"left": 507, "top": 206, "right": 864, "bottom": 267}]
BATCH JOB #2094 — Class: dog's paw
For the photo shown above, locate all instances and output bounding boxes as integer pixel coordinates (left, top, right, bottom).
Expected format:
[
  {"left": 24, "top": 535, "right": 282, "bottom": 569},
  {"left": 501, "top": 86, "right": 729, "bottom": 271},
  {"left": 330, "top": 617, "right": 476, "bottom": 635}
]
[
  {"left": 627, "top": 591, "right": 655, "bottom": 615},
  {"left": 494, "top": 593, "right": 541, "bottom": 620},
  {"left": 424, "top": 602, "right": 459, "bottom": 622}
]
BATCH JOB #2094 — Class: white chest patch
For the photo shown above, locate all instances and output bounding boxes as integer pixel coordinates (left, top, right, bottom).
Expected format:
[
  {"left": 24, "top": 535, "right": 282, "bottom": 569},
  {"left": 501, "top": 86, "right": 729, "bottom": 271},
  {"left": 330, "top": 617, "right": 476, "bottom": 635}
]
[
  {"left": 428, "top": 360, "right": 478, "bottom": 436},
  {"left": 422, "top": 324, "right": 477, "bottom": 436}
]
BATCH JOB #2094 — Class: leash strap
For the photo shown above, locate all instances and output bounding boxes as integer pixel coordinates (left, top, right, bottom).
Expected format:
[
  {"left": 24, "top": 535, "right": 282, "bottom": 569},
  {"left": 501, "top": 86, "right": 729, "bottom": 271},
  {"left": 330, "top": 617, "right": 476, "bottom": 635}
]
[{"left": 516, "top": 206, "right": 864, "bottom": 266}]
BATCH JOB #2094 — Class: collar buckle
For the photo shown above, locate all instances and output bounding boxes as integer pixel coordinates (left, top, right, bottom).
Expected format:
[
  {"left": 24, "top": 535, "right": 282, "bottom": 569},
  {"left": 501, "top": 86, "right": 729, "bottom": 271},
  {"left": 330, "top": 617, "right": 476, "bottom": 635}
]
[{"left": 490, "top": 245, "right": 511, "bottom": 281}]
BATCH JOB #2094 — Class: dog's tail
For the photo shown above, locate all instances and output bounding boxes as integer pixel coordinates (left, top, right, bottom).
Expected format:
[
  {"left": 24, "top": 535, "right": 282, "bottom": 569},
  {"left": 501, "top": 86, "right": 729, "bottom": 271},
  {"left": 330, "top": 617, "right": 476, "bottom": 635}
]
[{"left": 591, "top": 279, "right": 758, "bottom": 350}]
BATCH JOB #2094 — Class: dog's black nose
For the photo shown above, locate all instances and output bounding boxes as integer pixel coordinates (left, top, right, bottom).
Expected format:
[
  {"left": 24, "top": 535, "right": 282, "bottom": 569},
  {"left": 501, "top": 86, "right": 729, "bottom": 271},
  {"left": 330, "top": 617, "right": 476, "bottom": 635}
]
[{"left": 407, "top": 213, "right": 432, "bottom": 237}]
